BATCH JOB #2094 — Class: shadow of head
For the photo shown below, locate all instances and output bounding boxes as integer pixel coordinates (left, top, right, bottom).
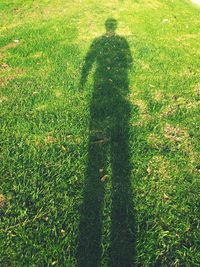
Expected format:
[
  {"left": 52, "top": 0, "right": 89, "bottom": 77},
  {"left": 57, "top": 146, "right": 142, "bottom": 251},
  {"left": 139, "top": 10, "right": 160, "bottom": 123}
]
[{"left": 105, "top": 18, "right": 118, "bottom": 33}]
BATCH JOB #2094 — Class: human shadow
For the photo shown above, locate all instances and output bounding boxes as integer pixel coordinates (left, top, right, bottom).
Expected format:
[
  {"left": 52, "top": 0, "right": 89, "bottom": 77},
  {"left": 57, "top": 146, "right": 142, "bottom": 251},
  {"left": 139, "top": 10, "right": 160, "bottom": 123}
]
[{"left": 77, "top": 18, "right": 135, "bottom": 267}]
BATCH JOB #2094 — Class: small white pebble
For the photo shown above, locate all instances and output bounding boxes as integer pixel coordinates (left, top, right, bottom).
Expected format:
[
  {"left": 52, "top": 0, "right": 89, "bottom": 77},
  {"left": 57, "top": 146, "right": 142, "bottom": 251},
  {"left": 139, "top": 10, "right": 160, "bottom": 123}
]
[{"left": 162, "top": 19, "right": 169, "bottom": 23}]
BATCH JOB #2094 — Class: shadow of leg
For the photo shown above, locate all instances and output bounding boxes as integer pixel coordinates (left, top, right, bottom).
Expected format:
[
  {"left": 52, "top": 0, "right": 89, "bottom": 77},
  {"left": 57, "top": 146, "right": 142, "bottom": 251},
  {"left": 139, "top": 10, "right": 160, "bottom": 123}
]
[
  {"left": 109, "top": 102, "right": 135, "bottom": 267},
  {"left": 77, "top": 135, "right": 108, "bottom": 267}
]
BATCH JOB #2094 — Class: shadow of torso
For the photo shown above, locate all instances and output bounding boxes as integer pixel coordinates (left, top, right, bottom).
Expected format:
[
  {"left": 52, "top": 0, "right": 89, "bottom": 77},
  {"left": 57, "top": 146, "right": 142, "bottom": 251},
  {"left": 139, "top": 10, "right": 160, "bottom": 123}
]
[{"left": 88, "top": 34, "right": 132, "bottom": 133}]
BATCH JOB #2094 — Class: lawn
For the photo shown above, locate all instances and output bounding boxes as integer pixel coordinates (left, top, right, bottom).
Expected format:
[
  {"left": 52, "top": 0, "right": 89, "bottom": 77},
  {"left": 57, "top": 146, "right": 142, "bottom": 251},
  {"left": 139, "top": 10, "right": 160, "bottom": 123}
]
[{"left": 0, "top": 0, "right": 200, "bottom": 266}]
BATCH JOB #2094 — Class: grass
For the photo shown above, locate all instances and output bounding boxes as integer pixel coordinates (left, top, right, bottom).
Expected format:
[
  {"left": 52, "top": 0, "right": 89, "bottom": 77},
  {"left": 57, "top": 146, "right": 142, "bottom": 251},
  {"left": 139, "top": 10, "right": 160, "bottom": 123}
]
[{"left": 0, "top": 0, "right": 200, "bottom": 266}]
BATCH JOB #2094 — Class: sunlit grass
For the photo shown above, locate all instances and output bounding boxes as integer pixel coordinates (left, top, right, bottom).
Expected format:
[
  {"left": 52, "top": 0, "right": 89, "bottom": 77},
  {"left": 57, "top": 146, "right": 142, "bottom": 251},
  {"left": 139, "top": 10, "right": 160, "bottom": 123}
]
[{"left": 0, "top": 0, "right": 200, "bottom": 266}]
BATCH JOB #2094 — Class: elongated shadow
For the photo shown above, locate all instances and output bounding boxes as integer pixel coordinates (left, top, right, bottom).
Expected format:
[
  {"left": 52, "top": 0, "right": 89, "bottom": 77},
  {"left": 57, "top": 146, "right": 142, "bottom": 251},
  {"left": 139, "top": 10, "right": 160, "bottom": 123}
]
[{"left": 77, "top": 18, "right": 135, "bottom": 267}]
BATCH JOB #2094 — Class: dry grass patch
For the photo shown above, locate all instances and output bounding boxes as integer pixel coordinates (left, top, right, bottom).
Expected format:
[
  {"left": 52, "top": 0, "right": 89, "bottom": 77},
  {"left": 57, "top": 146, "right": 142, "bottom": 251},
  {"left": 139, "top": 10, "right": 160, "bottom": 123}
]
[
  {"left": 153, "top": 91, "right": 164, "bottom": 102},
  {"left": 160, "top": 94, "right": 199, "bottom": 118},
  {"left": 132, "top": 98, "right": 147, "bottom": 114},
  {"left": 175, "top": 33, "right": 200, "bottom": 42},
  {"left": 0, "top": 67, "right": 26, "bottom": 86},
  {"left": 35, "top": 104, "right": 47, "bottom": 111},
  {"left": 147, "top": 133, "right": 165, "bottom": 150},
  {"left": 163, "top": 124, "right": 197, "bottom": 165},
  {"left": 146, "top": 155, "right": 171, "bottom": 181},
  {"left": 0, "top": 194, "right": 6, "bottom": 208},
  {"left": 0, "top": 96, "right": 8, "bottom": 103},
  {"left": 138, "top": 59, "right": 150, "bottom": 70},
  {"left": 44, "top": 134, "right": 58, "bottom": 144},
  {"left": 164, "top": 124, "right": 189, "bottom": 143},
  {"left": 0, "top": 41, "right": 19, "bottom": 53},
  {"left": 53, "top": 89, "right": 62, "bottom": 98}
]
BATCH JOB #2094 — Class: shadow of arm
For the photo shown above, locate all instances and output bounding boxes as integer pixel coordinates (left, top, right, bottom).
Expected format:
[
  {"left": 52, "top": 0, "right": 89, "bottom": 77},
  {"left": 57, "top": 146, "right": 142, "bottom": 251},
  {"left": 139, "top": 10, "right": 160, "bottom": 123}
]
[{"left": 80, "top": 40, "right": 97, "bottom": 88}]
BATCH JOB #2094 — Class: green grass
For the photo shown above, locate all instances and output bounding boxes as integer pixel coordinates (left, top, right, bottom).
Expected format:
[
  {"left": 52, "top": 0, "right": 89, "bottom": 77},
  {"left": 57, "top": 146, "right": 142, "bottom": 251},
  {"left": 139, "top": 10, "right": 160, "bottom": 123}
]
[{"left": 0, "top": 0, "right": 200, "bottom": 266}]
